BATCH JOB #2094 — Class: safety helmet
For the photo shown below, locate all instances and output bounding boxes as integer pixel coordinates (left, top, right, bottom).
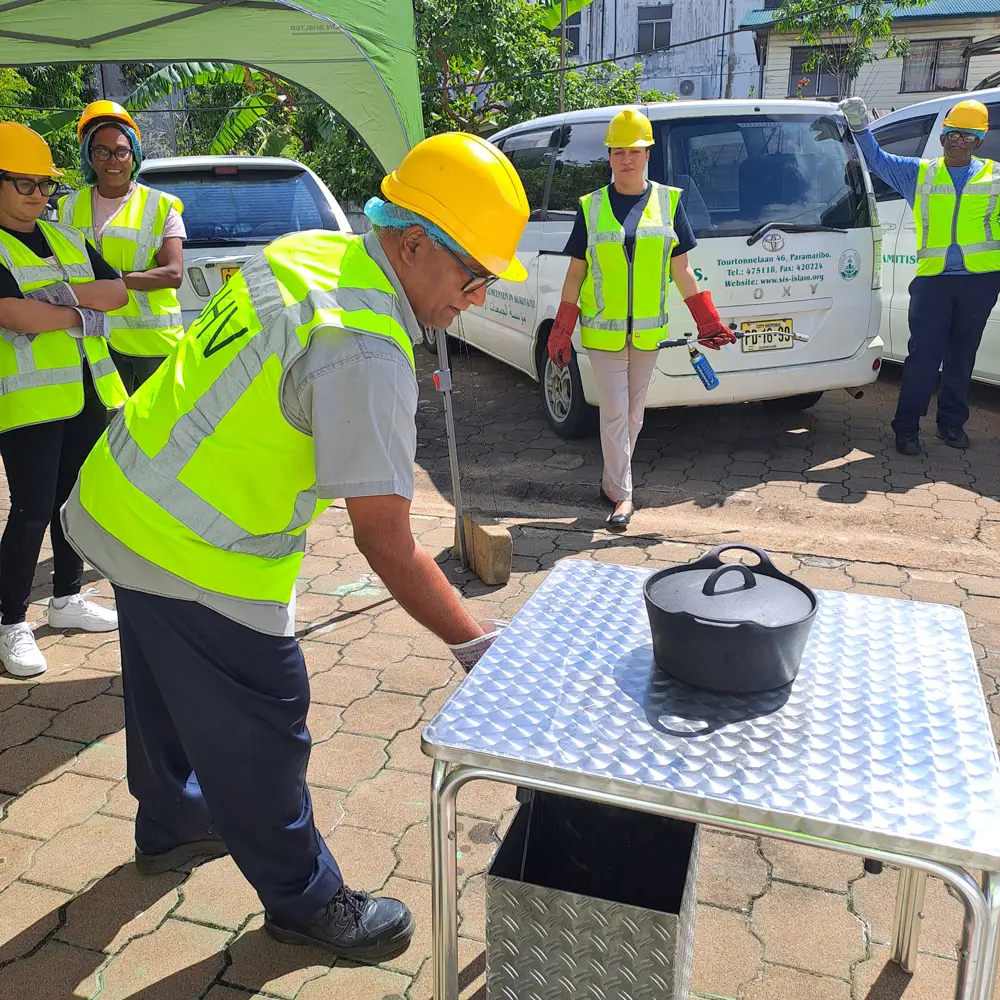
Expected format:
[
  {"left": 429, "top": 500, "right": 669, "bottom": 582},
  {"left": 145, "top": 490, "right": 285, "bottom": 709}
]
[
  {"left": 943, "top": 99, "right": 989, "bottom": 134},
  {"left": 604, "top": 108, "right": 654, "bottom": 148},
  {"left": 0, "top": 122, "right": 64, "bottom": 178},
  {"left": 77, "top": 100, "right": 142, "bottom": 143},
  {"left": 381, "top": 132, "right": 529, "bottom": 282}
]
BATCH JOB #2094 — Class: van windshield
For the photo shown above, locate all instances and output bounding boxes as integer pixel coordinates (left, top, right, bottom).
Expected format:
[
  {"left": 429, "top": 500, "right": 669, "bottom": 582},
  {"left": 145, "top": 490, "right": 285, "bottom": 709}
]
[{"left": 654, "top": 114, "right": 871, "bottom": 238}]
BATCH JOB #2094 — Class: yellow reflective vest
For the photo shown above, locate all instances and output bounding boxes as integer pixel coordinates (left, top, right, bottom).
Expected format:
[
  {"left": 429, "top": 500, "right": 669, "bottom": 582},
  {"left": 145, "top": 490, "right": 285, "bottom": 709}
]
[
  {"left": 579, "top": 181, "right": 681, "bottom": 351},
  {"left": 0, "top": 221, "right": 127, "bottom": 433},
  {"left": 76, "top": 232, "right": 416, "bottom": 604},
  {"left": 59, "top": 184, "right": 185, "bottom": 356},
  {"left": 914, "top": 157, "right": 1000, "bottom": 276}
]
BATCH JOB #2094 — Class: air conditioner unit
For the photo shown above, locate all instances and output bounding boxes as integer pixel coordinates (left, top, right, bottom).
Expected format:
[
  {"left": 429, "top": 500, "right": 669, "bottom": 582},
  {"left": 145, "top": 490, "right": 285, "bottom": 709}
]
[{"left": 676, "top": 77, "right": 705, "bottom": 99}]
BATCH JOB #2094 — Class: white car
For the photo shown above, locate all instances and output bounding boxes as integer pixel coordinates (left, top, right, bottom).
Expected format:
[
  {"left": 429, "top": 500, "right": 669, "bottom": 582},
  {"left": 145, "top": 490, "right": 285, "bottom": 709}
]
[
  {"left": 440, "top": 100, "right": 885, "bottom": 437},
  {"left": 137, "top": 155, "right": 352, "bottom": 327},
  {"left": 871, "top": 87, "right": 1000, "bottom": 385}
]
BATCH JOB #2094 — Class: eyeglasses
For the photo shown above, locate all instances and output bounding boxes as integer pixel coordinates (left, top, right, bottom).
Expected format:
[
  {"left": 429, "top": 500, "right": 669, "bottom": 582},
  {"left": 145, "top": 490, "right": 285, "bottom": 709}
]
[
  {"left": 944, "top": 132, "right": 981, "bottom": 145},
  {"left": 92, "top": 145, "right": 133, "bottom": 162},
  {"left": 441, "top": 243, "right": 498, "bottom": 294},
  {"left": 1, "top": 174, "right": 59, "bottom": 197}
]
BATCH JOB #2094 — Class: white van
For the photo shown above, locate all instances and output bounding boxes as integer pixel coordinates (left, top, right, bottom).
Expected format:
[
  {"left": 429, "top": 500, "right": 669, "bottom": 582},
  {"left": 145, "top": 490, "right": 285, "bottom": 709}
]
[
  {"left": 438, "top": 100, "right": 885, "bottom": 437},
  {"left": 870, "top": 87, "right": 1000, "bottom": 385}
]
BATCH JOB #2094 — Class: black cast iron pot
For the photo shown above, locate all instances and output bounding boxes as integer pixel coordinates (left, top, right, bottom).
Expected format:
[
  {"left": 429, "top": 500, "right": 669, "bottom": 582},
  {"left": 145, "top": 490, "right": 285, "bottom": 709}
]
[{"left": 642, "top": 544, "right": 818, "bottom": 693}]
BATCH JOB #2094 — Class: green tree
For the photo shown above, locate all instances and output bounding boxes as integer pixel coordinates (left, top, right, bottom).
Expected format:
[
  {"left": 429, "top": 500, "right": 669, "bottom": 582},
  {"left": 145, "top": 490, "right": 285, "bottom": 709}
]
[{"left": 775, "top": 0, "right": 930, "bottom": 95}]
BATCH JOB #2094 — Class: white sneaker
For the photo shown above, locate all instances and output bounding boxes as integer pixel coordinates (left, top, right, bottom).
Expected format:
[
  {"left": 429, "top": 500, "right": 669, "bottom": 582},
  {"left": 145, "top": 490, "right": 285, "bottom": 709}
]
[
  {"left": 47, "top": 590, "right": 118, "bottom": 632},
  {"left": 0, "top": 623, "right": 47, "bottom": 677}
]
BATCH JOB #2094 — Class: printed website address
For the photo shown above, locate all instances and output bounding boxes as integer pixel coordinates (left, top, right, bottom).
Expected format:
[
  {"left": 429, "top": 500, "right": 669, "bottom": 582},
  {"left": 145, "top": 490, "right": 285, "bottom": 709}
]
[{"left": 724, "top": 275, "right": 825, "bottom": 287}]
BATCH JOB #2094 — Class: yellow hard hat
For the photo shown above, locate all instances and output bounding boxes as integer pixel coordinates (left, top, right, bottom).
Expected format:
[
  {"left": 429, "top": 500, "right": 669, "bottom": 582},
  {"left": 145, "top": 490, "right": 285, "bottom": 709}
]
[
  {"left": 77, "top": 100, "right": 142, "bottom": 143},
  {"left": 605, "top": 108, "right": 654, "bottom": 148},
  {"left": 0, "top": 121, "right": 64, "bottom": 178},
  {"left": 381, "top": 132, "right": 529, "bottom": 282},
  {"left": 943, "top": 99, "right": 989, "bottom": 133}
]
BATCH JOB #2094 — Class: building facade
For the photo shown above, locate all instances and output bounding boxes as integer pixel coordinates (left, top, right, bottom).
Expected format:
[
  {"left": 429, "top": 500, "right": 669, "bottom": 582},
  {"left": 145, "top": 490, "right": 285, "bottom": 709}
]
[{"left": 741, "top": 0, "right": 1000, "bottom": 111}]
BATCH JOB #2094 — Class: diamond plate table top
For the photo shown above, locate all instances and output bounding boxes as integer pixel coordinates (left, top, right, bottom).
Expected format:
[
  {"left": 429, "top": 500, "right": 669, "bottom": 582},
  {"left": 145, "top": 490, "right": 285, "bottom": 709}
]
[{"left": 423, "top": 560, "right": 1000, "bottom": 870}]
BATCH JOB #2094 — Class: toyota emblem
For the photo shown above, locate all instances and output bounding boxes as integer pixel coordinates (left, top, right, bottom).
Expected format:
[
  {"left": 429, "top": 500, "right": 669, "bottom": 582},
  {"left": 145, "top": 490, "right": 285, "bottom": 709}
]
[{"left": 761, "top": 232, "right": 785, "bottom": 252}]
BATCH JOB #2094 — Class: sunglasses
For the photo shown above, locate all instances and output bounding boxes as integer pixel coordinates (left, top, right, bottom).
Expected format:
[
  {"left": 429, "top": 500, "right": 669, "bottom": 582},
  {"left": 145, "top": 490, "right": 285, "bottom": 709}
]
[
  {"left": 1, "top": 174, "right": 59, "bottom": 197},
  {"left": 92, "top": 145, "right": 134, "bottom": 162},
  {"left": 441, "top": 243, "right": 498, "bottom": 294}
]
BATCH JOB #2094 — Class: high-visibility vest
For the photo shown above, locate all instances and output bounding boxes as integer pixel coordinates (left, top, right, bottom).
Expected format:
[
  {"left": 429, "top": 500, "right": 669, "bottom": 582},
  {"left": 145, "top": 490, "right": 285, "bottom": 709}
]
[
  {"left": 914, "top": 157, "right": 1000, "bottom": 276},
  {"left": 0, "top": 221, "right": 127, "bottom": 433},
  {"left": 76, "top": 232, "right": 416, "bottom": 604},
  {"left": 579, "top": 181, "right": 681, "bottom": 351},
  {"left": 58, "top": 184, "right": 185, "bottom": 357}
]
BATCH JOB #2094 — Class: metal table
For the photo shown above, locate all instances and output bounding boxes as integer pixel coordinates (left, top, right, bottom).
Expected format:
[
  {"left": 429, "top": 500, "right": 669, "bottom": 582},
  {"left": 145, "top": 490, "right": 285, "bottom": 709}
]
[{"left": 422, "top": 560, "right": 1000, "bottom": 1000}]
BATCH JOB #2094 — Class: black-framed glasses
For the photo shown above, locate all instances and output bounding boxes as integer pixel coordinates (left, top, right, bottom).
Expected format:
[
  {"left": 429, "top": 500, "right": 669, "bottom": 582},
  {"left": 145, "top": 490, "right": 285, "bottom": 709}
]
[
  {"left": 440, "top": 243, "right": 498, "bottom": 294},
  {"left": 943, "top": 131, "right": 981, "bottom": 145},
  {"left": 1, "top": 174, "right": 59, "bottom": 197},
  {"left": 92, "top": 145, "right": 133, "bottom": 162}
]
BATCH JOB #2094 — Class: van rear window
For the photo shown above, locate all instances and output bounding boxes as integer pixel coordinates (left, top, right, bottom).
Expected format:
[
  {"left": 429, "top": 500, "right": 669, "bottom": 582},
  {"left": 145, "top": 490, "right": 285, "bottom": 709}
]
[{"left": 654, "top": 114, "right": 871, "bottom": 237}]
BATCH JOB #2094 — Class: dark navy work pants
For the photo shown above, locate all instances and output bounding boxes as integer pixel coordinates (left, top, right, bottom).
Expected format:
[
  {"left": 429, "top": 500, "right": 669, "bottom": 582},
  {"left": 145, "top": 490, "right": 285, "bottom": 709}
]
[
  {"left": 892, "top": 272, "right": 1000, "bottom": 434},
  {"left": 114, "top": 585, "right": 343, "bottom": 922}
]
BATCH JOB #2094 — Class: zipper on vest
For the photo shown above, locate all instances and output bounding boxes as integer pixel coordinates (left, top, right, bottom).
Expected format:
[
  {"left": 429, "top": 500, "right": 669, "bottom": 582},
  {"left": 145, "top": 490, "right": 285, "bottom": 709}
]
[{"left": 626, "top": 242, "right": 634, "bottom": 343}]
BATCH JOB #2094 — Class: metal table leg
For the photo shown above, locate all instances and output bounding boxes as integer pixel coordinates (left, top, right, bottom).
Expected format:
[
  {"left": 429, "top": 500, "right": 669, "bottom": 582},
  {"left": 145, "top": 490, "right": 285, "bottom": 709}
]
[
  {"left": 892, "top": 867, "right": 927, "bottom": 972},
  {"left": 431, "top": 760, "right": 460, "bottom": 1000},
  {"left": 976, "top": 871, "right": 1000, "bottom": 1000}
]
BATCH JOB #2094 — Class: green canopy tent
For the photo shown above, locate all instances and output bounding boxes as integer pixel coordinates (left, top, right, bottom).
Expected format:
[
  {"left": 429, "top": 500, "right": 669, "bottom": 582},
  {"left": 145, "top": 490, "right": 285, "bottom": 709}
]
[{"left": 0, "top": 0, "right": 422, "bottom": 171}]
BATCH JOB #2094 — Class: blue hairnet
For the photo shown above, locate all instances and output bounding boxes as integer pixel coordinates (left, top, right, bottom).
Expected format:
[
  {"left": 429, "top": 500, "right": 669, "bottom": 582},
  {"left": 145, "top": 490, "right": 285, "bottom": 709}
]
[
  {"left": 80, "top": 121, "right": 142, "bottom": 186},
  {"left": 364, "top": 196, "right": 469, "bottom": 257},
  {"left": 942, "top": 125, "right": 986, "bottom": 141}
]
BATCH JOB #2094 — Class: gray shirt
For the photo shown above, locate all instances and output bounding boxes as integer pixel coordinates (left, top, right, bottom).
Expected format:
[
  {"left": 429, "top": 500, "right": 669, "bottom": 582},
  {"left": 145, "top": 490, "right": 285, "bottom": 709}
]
[{"left": 62, "top": 232, "right": 422, "bottom": 636}]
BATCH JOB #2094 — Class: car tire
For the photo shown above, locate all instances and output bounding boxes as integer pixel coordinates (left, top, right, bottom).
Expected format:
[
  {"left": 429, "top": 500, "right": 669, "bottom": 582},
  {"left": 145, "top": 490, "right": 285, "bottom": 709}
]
[
  {"left": 537, "top": 332, "right": 598, "bottom": 439},
  {"left": 763, "top": 391, "right": 824, "bottom": 412},
  {"left": 421, "top": 326, "right": 440, "bottom": 354}
]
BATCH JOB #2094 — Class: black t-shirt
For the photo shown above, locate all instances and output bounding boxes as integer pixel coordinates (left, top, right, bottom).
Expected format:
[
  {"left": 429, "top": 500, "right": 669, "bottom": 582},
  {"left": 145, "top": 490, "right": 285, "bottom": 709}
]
[
  {"left": 0, "top": 225, "right": 120, "bottom": 299},
  {"left": 563, "top": 184, "right": 697, "bottom": 261}
]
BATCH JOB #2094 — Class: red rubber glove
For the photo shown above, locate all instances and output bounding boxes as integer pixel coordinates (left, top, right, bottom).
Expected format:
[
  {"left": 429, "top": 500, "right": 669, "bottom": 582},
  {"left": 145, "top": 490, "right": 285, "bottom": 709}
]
[
  {"left": 685, "top": 291, "right": 736, "bottom": 351},
  {"left": 548, "top": 302, "right": 580, "bottom": 368}
]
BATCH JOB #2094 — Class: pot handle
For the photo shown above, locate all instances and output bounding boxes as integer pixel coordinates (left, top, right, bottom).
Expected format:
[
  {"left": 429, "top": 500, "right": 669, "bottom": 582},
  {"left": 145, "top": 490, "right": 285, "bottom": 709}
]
[
  {"left": 702, "top": 563, "right": 757, "bottom": 596},
  {"left": 704, "top": 543, "right": 776, "bottom": 573}
]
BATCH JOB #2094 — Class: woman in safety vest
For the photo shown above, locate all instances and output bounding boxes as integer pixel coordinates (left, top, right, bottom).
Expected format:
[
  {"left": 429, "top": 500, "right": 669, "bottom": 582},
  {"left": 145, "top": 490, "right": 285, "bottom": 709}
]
[
  {"left": 0, "top": 123, "right": 128, "bottom": 678},
  {"left": 59, "top": 101, "right": 186, "bottom": 395},
  {"left": 547, "top": 109, "right": 735, "bottom": 530}
]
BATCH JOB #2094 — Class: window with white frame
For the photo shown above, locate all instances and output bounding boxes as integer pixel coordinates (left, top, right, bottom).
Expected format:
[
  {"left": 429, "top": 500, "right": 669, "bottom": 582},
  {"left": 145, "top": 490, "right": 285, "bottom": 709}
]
[
  {"left": 900, "top": 38, "right": 971, "bottom": 93},
  {"left": 549, "top": 11, "right": 582, "bottom": 58},
  {"left": 788, "top": 46, "right": 852, "bottom": 98},
  {"left": 638, "top": 5, "right": 672, "bottom": 53}
]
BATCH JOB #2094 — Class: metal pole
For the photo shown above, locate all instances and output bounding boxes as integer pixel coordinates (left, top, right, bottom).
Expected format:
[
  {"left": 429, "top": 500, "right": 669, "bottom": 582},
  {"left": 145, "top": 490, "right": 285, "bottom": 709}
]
[
  {"left": 891, "top": 867, "right": 927, "bottom": 973},
  {"left": 433, "top": 330, "right": 469, "bottom": 570},
  {"left": 558, "top": 0, "right": 568, "bottom": 113},
  {"left": 431, "top": 760, "right": 460, "bottom": 1000}
]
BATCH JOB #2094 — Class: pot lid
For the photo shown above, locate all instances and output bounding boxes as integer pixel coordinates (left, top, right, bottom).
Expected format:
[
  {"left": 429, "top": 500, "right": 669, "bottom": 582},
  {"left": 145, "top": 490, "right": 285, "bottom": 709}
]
[{"left": 646, "top": 549, "right": 814, "bottom": 627}]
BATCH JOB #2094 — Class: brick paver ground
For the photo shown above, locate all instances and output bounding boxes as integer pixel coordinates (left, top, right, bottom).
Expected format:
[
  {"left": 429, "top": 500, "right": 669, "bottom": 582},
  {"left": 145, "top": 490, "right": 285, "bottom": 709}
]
[{"left": 1, "top": 345, "right": 999, "bottom": 999}]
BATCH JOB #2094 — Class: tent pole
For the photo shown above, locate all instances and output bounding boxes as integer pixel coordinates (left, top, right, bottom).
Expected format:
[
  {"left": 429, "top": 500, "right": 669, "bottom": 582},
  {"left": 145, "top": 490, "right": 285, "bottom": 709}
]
[
  {"left": 558, "top": 0, "right": 568, "bottom": 113},
  {"left": 433, "top": 331, "right": 469, "bottom": 571}
]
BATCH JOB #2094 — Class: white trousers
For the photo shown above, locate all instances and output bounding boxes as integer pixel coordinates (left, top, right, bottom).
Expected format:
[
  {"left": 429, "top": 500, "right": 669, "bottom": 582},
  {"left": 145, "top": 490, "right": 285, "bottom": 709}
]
[{"left": 586, "top": 343, "right": 659, "bottom": 502}]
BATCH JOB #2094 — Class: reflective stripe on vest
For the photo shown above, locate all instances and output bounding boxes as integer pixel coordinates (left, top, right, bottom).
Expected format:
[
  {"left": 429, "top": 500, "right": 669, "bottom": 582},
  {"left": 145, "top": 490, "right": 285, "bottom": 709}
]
[
  {"left": 76, "top": 232, "right": 416, "bottom": 603},
  {"left": 0, "top": 221, "right": 126, "bottom": 431},
  {"left": 914, "top": 157, "right": 1000, "bottom": 276},
  {"left": 579, "top": 182, "right": 680, "bottom": 351},
  {"left": 59, "top": 185, "right": 185, "bottom": 356}
]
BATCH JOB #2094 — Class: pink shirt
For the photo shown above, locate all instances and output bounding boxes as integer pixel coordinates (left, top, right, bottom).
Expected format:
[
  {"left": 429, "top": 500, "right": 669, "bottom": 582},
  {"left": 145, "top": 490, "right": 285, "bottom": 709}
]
[{"left": 91, "top": 183, "right": 186, "bottom": 254}]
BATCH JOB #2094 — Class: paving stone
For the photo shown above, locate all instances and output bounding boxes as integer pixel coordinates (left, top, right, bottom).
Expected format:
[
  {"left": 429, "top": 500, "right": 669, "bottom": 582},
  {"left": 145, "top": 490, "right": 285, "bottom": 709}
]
[
  {"left": 222, "top": 914, "right": 333, "bottom": 998},
  {"left": 0, "top": 680, "right": 28, "bottom": 714},
  {"left": 21, "top": 667, "right": 111, "bottom": 711},
  {"left": 846, "top": 563, "right": 907, "bottom": 586},
  {"left": 68, "top": 728, "right": 126, "bottom": 780},
  {"left": 379, "top": 875, "right": 431, "bottom": 976},
  {"left": 1, "top": 772, "right": 114, "bottom": 839},
  {"left": 0, "top": 704, "right": 57, "bottom": 753},
  {"left": 307, "top": 732, "right": 387, "bottom": 791},
  {"left": 691, "top": 904, "right": 763, "bottom": 997},
  {"left": 301, "top": 642, "right": 342, "bottom": 677},
  {"left": 56, "top": 864, "right": 183, "bottom": 953},
  {"left": 341, "top": 691, "right": 424, "bottom": 739},
  {"left": 407, "top": 936, "right": 486, "bottom": 999},
  {"left": 298, "top": 964, "right": 411, "bottom": 1000},
  {"left": 379, "top": 656, "right": 455, "bottom": 696},
  {"left": 387, "top": 725, "right": 434, "bottom": 776},
  {"left": 762, "top": 839, "right": 862, "bottom": 892},
  {"left": 454, "top": 776, "right": 518, "bottom": 821},
  {"left": 790, "top": 567, "right": 853, "bottom": 591},
  {"left": 0, "top": 735, "right": 82, "bottom": 795},
  {"left": 959, "top": 575, "right": 1000, "bottom": 598},
  {"left": 325, "top": 825, "right": 398, "bottom": 892},
  {"left": 339, "top": 633, "right": 413, "bottom": 669},
  {"left": 739, "top": 963, "right": 851, "bottom": 1000},
  {"left": 174, "top": 854, "right": 261, "bottom": 929},
  {"left": 0, "top": 939, "right": 100, "bottom": 1000},
  {"left": 902, "top": 580, "right": 967, "bottom": 606},
  {"left": 751, "top": 882, "right": 864, "bottom": 978},
  {"left": 342, "top": 769, "right": 429, "bottom": 836},
  {"left": 696, "top": 831, "right": 769, "bottom": 911},
  {"left": 310, "top": 665, "right": 379, "bottom": 707},
  {"left": 965, "top": 595, "right": 1000, "bottom": 625},
  {"left": 97, "top": 916, "right": 230, "bottom": 1000},
  {"left": 0, "top": 880, "right": 70, "bottom": 963},
  {"left": 25, "top": 812, "right": 134, "bottom": 892},
  {"left": 852, "top": 944, "right": 957, "bottom": 1000},
  {"left": 44, "top": 693, "right": 123, "bottom": 744},
  {"left": 0, "top": 831, "right": 39, "bottom": 891}
]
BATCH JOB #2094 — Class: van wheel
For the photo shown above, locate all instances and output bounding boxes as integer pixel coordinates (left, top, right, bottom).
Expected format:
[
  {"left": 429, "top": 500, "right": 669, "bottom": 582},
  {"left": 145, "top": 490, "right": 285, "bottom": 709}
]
[
  {"left": 763, "top": 391, "right": 824, "bottom": 412},
  {"left": 421, "top": 326, "right": 448, "bottom": 355},
  {"left": 538, "top": 336, "right": 597, "bottom": 439}
]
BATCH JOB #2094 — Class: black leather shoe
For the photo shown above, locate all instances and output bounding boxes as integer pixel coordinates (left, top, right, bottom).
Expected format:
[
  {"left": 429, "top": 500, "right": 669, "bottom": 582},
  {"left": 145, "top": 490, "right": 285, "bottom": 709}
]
[
  {"left": 937, "top": 423, "right": 970, "bottom": 449},
  {"left": 894, "top": 429, "right": 921, "bottom": 456},
  {"left": 606, "top": 507, "right": 633, "bottom": 531},
  {"left": 264, "top": 885, "right": 415, "bottom": 962},
  {"left": 135, "top": 831, "right": 228, "bottom": 875}
]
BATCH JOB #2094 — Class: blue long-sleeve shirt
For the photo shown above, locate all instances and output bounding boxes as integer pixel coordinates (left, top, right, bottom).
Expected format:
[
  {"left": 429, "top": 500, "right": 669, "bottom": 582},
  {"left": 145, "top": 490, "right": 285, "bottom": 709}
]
[{"left": 855, "top": 127, "right": 976, "bottom": 274}]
